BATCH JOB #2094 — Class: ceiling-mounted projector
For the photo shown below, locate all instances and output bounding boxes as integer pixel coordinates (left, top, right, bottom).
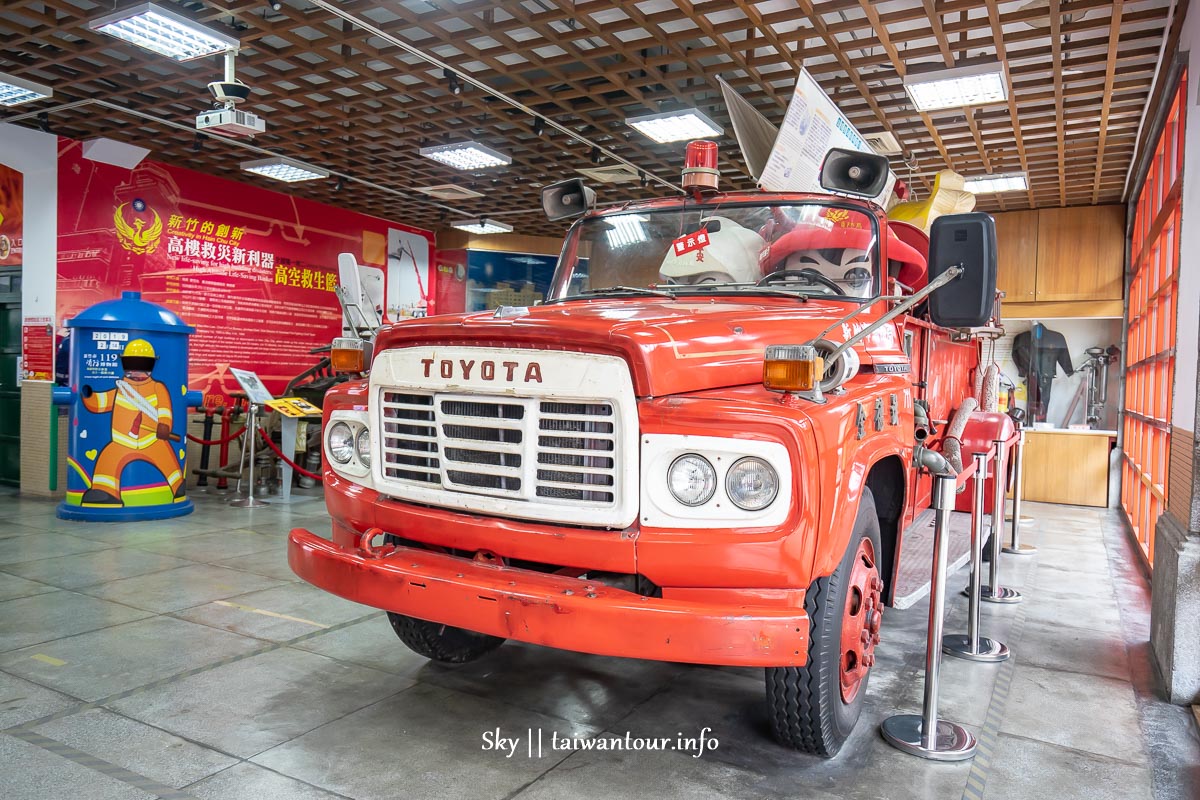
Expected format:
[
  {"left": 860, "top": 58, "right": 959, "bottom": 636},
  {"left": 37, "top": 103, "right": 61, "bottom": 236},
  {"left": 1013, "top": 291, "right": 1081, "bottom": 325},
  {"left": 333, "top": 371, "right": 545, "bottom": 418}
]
[
  {"left": 195, "top": 108, "right": 265, "bottom": 137},
  {"left": 193, "top": 48, "right": 265, "bottom": 137}
]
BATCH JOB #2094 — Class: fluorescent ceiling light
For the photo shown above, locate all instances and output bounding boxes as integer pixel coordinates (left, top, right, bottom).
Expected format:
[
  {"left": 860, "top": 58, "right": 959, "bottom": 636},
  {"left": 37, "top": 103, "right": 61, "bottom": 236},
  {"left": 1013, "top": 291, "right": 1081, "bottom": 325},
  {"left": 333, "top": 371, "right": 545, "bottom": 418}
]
[
  {"left": 963, "top": 173, "right": 1028, "bottom": 194},
  {"left": 0, "top": 71, "right": 52, "bottom": 106},
  {"left": 241, "top": 156, "right": 329, "bottom": 183},
  {"left": 452, "top": 219, "right": 514, "bottom": 235},
  {"left": 89, "top": 2, "right": 239, "bottom": 61},
  {"left": 903, "top": 62, "right": 1007, "bottom": 111},
  {"left": 626, "top": 108, "right": 723, "bottom": 143},
  {"left": 420, "top": 141, "right": 511, "bottom": 171}
]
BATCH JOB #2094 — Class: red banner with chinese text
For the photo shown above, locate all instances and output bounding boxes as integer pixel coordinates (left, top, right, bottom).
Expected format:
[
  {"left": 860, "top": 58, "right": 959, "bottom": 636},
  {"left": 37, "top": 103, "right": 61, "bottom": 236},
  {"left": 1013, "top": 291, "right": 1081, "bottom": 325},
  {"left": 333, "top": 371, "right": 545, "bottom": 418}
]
[
  {"left": 56, "top": 139, "right": 433, "bottom": 406},
  {"left": 0, "top": 162, "right": 22, "bottom": 267}
]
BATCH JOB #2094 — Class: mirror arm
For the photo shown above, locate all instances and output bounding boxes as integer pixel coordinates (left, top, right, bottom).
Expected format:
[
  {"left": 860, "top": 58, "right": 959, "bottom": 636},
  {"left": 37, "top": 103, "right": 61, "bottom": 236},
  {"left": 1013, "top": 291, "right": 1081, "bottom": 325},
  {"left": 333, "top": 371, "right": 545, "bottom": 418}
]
[{"left": 815, "top": 264, "right": 963, "bottom": 365}]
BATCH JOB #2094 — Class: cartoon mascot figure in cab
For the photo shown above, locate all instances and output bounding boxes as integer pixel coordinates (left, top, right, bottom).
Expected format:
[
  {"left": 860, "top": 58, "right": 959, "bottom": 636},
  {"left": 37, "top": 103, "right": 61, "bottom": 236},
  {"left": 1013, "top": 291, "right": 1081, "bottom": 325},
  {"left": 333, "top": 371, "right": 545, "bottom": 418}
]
[{"left": 80, "top": 339, "right": 185, "bottom": 506}]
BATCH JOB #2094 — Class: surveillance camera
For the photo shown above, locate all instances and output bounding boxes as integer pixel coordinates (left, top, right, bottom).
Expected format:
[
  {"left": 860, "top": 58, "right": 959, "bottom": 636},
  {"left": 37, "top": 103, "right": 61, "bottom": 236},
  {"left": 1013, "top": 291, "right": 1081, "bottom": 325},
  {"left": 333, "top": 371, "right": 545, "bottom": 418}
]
[{"left": 208, "top": 79, "right": 251, "bottom": 106}]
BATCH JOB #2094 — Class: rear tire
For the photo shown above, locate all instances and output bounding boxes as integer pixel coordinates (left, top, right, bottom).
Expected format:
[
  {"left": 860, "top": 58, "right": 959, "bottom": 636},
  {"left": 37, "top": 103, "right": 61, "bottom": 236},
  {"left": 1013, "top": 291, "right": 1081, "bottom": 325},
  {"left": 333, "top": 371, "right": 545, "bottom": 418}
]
[
  {"left": 387, "top": 613, "right": 505, "bottom": 664},
  {"left": 766, "top": 487, "right": 884, "bottom": 756}
]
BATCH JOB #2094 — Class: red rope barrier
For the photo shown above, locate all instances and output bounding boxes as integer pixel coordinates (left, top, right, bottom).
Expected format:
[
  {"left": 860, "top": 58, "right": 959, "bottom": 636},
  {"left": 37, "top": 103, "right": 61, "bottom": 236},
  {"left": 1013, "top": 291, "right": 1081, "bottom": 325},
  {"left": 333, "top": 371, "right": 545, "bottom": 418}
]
[
  {"left": 186, "top": 426, "right": 247, "bottom": 446},
  {"left": 257, "top": 429, "right": 323, "bottom": 481}
]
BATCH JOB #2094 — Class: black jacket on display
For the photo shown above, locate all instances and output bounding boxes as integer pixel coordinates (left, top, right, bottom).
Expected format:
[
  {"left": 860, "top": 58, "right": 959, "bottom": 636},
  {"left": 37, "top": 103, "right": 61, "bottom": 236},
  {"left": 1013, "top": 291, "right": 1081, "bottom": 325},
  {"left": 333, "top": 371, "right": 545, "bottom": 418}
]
[{"left": 1012, "top": 325, "right": 1074, "bottom": 421}]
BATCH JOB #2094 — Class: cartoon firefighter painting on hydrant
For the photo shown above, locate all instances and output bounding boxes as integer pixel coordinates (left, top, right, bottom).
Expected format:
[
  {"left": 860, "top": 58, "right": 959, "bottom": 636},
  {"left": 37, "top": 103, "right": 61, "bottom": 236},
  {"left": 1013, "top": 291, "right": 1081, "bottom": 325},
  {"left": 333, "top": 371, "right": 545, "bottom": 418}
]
[{"left": 80, "top": 338, "right": 185, "bottom": 506}]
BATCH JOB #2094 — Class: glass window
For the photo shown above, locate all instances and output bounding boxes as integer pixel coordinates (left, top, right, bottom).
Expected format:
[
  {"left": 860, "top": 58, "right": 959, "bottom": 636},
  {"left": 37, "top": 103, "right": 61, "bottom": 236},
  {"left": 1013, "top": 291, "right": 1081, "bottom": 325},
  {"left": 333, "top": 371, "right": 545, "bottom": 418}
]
[{"left": 549, "top": 202, "right": 880, "bottom": 302}]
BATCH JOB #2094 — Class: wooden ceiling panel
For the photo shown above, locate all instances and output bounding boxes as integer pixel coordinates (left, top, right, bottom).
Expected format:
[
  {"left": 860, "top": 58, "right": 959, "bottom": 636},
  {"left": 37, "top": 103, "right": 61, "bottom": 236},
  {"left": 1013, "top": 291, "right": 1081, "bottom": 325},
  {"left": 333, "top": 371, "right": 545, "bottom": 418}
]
[{"left": 0, "top": 0, "right": 1171, "bottom": 237}]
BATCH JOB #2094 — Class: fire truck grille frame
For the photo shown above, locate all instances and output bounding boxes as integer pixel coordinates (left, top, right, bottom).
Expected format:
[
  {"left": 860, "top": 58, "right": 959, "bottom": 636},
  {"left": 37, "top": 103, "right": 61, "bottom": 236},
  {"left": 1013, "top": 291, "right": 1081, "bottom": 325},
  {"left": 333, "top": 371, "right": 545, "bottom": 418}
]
[{"left": 378, "top": 389, "right": 622, "bottom": 515}]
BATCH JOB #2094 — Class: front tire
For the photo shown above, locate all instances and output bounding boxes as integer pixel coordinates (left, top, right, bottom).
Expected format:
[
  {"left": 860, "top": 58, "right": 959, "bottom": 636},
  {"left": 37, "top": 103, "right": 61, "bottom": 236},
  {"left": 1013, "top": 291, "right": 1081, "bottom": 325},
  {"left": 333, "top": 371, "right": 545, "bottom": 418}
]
[
  {"left": 766, "top": 487, "right": 884, "bottom": 756},
  {"left": 387, "top": 613, "right": 505, "bottom": 664}
]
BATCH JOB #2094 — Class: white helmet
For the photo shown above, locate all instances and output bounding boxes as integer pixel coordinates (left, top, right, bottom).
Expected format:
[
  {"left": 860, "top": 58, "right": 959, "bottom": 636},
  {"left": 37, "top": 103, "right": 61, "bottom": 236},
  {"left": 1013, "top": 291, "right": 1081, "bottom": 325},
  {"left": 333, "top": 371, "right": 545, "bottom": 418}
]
[{"left": 658, "top": 216, "right": 765, "bottom": 285}]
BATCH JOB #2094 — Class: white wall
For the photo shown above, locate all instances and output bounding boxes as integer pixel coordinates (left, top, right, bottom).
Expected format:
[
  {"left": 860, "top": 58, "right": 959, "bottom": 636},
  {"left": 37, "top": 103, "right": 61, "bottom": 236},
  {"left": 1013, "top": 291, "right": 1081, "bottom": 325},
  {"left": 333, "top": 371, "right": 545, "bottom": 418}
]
[
  {"left": 1172, "top": 10, "right": 1199, "bottom": 431},
  {"left": 994, "top": 318, "right": 1124, "bottom": 430},
  {"left": 0, "top": 123, "right": 57, "bottom": 319}
]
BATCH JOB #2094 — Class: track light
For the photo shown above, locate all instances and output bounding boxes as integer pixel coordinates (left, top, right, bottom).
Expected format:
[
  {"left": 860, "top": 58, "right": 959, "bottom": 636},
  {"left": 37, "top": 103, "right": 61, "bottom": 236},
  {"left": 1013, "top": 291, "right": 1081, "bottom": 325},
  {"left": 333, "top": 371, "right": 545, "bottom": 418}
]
[
  {"left": 36, "top": 112, "right": 51, "bottom": 133},
  {"left": 265, "top": 0, "right": 282, "bottom": 10},
  {"left": 444, "top": 68, "right": 461, "bottom": 96},
  {"left": 192, "top": 133, "right": 203, "bottom": 152},
  {"left": 333, "top": 176, "right": 345, "bottom": 192},
  {"left": 590, "top": 146, "right": 602, "bottom": 165},
  {"left": 532, "top": 117, "right": 545, "bottom": 137}
]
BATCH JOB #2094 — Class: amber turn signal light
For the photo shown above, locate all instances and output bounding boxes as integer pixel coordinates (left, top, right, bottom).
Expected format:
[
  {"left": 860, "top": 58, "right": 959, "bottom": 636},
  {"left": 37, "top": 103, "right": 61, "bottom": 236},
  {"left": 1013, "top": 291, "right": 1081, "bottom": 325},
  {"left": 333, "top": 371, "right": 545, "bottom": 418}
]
[
  {"left": 330, "top": 337, "right": 367, "bottom": 373},
  {"left": 763, "top": 344, "right": 822, "bottom": 392}
]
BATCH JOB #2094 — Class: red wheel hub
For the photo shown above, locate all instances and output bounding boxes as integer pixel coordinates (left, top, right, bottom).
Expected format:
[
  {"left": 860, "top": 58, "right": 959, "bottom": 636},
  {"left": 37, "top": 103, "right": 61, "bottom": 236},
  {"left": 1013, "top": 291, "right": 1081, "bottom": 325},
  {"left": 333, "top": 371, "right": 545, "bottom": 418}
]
[{"left": 839, "top": 537, "right": 883, "bottom": 703}]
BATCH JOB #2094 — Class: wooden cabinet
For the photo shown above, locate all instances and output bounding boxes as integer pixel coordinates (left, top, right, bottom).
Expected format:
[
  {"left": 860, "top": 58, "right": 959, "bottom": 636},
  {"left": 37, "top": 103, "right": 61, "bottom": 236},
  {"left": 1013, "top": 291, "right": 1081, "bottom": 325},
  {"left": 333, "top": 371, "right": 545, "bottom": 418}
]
[
  {"left": 1033, "top": 205, "right": 1125, "bottom": 301},
  {"left": 992, "top": 204, "right": 1126, "bottom": 316},
  {"left": 1019, "top": 430, "right": 1114, "bottom": 507},
  {"left": 993, "top": 209, "right": 1039, "bottom": 302}
]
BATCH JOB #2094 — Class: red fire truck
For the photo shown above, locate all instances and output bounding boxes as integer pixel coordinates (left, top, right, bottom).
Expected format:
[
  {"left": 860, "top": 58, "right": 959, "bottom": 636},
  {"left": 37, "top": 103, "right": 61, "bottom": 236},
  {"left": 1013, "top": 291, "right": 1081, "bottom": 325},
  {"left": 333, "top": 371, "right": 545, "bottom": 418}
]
[{"left": 288, "top": 144, "right": 1000, "bottom": 755}]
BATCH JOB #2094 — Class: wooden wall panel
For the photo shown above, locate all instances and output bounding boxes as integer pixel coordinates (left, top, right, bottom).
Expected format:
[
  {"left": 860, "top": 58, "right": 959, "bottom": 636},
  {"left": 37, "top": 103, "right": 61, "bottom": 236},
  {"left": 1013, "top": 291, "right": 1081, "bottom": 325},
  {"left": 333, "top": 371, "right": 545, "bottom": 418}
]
[
  {"left": 1169, "top": 426, "right": 1196, "bottom": 528},
  {"left": 993, "top": 209, "right": 1039, "bottom": 302},
  {"left": 1021, "top": 431, "right": 1113, "bottom": 507},
  {"left": 1034, "top": 205, "right": 1126, "bottom": 301},
  {"left": 435, "top": 230, "right": 563, "bottom": 255}
]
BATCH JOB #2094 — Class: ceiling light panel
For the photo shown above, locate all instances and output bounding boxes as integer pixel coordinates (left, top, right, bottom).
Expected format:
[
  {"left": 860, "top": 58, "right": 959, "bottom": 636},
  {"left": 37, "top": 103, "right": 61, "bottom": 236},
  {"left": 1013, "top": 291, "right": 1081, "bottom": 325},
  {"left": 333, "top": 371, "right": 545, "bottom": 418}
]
[
  {"left": 89, "top": 3, "right": 239, "bottom": 61},
  {"left": 420, "top": 142, "right": 511, "bottom": 170},
  {"left": 626, "top": 108, "right": 723, "bottom": 143},
  {"left": 0, "top": 71, "right": 52, "bottom": 106},
  {"left": 452, "top": 219, "right": 514, "bottom": 235},
  {"left": 963, "top": 173, "right": 1028, "bottom": 194},
  {"left": 903, "top": 62, "right": 1007, "bottom": 112},
  {"left": 241, "top": 157, "right": 329, "bottom": 183}
]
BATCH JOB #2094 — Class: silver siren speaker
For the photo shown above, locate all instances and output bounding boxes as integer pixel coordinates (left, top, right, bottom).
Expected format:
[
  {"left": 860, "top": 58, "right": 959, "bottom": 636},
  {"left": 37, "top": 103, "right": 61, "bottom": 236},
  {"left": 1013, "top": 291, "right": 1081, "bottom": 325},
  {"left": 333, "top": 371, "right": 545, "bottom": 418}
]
[
  {"left": 541, "top": 178, "right": 596, "bottom": 221},
  {"left": 818, "top": 147, "right": 891, "bottom": 198}
]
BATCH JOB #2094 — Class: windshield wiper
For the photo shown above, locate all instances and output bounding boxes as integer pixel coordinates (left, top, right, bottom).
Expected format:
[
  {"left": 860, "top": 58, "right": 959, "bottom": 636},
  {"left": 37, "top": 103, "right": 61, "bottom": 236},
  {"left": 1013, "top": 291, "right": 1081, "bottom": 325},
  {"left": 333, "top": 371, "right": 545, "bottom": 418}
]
[
  {"left": 668, "top": 283, "right": 815, "bottom": 300},
  {"left": 583, "top": 285, "right": 677, "bottom": 298}
]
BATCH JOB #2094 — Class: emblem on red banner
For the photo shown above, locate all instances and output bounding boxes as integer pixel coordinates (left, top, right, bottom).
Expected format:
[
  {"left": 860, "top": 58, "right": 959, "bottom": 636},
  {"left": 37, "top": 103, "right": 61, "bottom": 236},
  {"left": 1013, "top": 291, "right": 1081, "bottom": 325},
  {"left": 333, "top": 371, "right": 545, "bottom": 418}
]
[{"left": 671, "top": 229, "right": 711, "bottom": 257}]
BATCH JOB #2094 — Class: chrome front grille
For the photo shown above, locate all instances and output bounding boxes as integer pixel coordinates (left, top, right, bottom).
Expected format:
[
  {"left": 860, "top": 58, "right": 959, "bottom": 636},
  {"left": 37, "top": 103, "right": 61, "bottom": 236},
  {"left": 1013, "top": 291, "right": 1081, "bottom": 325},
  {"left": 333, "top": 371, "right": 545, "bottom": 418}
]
[{"left": 379, "top": 391, "right": 620, "bottom": 509}]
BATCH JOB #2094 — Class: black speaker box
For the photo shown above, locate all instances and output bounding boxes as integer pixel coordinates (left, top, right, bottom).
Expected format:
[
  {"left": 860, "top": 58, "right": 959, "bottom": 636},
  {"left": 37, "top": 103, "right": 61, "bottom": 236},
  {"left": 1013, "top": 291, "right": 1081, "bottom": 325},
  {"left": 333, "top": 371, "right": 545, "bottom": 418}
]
[{"left": 927, "top": 212, "right": 998, "bottom": 329}]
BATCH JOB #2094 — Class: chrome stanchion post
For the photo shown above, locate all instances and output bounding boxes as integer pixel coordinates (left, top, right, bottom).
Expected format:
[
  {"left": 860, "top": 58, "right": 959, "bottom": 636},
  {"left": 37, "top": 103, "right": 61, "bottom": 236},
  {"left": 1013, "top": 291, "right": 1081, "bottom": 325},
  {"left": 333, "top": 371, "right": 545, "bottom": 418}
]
[
  {"left": 944, "top": 453, "right": 1010, "bottom": 662},
  {"left": 230, "top": 403, "right": 269, "bottom": 508},
  {"left": 981, "top": 438, "right": 1020, "bottom": 603},
  {"left": 881, "top": 474, "right": 977, "bottom": 760},
  {"left": 1003, "top": 430, "right": 1037, "bottom": 554}
]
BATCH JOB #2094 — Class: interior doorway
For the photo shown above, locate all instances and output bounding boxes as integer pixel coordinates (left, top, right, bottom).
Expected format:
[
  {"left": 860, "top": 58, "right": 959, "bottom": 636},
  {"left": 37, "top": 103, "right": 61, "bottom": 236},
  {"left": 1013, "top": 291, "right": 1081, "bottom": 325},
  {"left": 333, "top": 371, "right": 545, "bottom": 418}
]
[{"left": 0, "top": 267, "right": 21, "bottom": 485}]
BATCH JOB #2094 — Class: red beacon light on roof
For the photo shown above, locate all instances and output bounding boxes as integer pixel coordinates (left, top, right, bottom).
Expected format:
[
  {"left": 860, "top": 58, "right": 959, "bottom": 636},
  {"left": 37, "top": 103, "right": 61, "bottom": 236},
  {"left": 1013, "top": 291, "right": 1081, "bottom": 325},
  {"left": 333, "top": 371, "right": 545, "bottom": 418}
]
[{"left": 682, "top": 140, "right": 719, "bottom": 193}]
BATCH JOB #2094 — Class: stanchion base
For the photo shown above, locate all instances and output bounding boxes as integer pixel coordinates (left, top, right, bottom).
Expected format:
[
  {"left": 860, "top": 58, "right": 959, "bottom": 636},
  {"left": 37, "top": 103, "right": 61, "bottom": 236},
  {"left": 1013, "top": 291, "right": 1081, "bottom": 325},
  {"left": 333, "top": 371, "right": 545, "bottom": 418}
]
[
  {"left": 880, "top": 714, "right": 976, "bottom": 761},
  {"left": 1002, "top": 543, "right": 1038, "bottom": 555},
  {"left": 980, "top": 585, "right": 1022, "bottom": 604},
  {"left": 942, "top": 634, "right": 1010, "bottom": 662},
  {"left": 1005, "top": 516, "right": 1035, "bottom": 526},
  {"left": 229, "top": 495, "right": 270, "bottom": 508}
]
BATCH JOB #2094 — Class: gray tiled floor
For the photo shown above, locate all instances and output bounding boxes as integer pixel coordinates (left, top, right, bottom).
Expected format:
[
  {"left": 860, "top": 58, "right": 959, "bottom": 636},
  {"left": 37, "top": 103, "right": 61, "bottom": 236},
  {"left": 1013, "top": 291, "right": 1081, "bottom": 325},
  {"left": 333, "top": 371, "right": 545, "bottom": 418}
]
[{"left": 1, "top": 487, "right": 1197, "bottom": 799}]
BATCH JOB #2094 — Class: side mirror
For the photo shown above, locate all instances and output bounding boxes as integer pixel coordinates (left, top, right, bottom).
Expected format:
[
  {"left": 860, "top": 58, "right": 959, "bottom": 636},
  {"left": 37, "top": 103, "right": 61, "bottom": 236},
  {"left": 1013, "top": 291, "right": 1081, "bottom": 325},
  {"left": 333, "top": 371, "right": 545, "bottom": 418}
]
[
  {"left": 927, "top": 212, "right": 998, "bottom": 328},
  {"left": 819, "top": 147, "right": 891, "bottom": 198},
  {"left": 541, "top": 178, "right": 596, "bottom": 222}
]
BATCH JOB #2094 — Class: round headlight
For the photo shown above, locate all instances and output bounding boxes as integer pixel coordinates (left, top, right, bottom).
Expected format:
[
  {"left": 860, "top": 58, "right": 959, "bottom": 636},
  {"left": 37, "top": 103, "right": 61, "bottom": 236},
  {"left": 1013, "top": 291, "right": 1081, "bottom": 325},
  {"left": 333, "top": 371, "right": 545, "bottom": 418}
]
[
  {"left": 726, "top": 457, "right": 779, "bottom": 511},
  {"left": 327, "top": 421, "right": 354, "bottom": 464},
  {"left": 668, "top": 454, "right": 717, "bottom": 506},
  {"left": 355, "top": 426, "right": 371, "bottom": 467}
]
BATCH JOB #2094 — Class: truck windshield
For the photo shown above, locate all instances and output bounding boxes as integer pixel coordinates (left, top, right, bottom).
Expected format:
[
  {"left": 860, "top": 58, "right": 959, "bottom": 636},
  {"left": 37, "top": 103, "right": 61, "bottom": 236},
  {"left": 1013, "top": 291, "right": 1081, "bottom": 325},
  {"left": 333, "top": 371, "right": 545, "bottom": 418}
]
[{"left": 547, "top": 202, "right": 880, "bottom": 302}]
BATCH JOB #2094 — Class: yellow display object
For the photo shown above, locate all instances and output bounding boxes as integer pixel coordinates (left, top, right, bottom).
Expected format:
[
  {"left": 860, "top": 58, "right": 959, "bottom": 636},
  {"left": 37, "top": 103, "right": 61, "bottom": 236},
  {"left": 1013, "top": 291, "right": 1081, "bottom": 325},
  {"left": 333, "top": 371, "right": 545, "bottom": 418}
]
[
  {"left": 123, "top": 338, "right": 157, "bottom": 359},
  {"left": 265, "top": 397, "right": 323, "bottom": 418},
  {"left": 887, "top": 170, "right": 977, "bottom": 234}
]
